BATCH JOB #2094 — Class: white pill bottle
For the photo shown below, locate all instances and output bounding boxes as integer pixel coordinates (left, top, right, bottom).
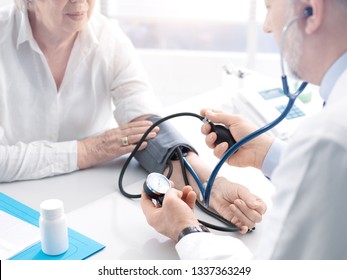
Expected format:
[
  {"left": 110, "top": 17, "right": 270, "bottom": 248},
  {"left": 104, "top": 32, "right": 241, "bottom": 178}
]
[{"left": 39, "top": 199, "right": 69, "bottom": 255}]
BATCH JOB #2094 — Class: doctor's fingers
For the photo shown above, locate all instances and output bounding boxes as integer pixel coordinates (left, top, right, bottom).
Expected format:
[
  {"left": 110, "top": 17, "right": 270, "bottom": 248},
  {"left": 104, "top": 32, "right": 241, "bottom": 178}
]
[
  {"left": 200, "top": 108, "right": 223, "bottom": 116},
  {"left": 141, "top": 190, "right": 163, "bottom": 225},
  {"left": 201, "top": 109, "right": 236, "bottom": 127},
  {"left": 230, "top": 216, "right": 249, "bottom": 234},
  {"left": 231, "top": 200, "right": 263, "bottom": 225},
  {"left": 213, "top": 142, "right": 229, "bottom": 159},
  {"left": 202, "top": 130, "right": 230, "bottom": 155},
  {"left": 229, "top": 203, "right": 259, "bottom": 229},
  {"left": 237, "top": 188, "right": 267, "bottom": 214}
]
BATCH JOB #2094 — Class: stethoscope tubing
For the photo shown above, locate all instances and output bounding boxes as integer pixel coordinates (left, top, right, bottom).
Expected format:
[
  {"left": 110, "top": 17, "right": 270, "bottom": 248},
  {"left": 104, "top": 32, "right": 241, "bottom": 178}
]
[{"left": 203, "top": 77, "right": 307, "bottom": 207}]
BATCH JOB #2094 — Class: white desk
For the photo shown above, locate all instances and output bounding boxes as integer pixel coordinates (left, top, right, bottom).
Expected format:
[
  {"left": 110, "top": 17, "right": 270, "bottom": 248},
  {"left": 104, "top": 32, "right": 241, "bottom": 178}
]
[{"left": 0, "top": 87, "right": 275, "bottom": 259}]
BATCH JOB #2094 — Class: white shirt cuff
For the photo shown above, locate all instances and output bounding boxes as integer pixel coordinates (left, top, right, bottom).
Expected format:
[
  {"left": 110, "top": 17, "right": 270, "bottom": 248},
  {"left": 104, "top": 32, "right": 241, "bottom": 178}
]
[
  {"left": 175, "top": 232, "right": 252, "bottom": 260},
  {"left": 261, "top": 138, "right": 286, "bottom": 178}
]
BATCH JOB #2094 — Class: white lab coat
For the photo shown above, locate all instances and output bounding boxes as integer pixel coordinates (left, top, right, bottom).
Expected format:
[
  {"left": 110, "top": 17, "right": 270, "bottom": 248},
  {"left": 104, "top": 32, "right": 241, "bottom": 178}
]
[{"left": 176, "top": 69, "right": 347, "bottom": 260}]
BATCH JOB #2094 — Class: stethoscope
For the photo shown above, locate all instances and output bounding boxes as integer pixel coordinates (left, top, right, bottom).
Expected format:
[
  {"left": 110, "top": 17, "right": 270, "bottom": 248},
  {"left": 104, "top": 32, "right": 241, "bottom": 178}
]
[{"left": 118, "top": 8, "right": 311, "bottom": 232}]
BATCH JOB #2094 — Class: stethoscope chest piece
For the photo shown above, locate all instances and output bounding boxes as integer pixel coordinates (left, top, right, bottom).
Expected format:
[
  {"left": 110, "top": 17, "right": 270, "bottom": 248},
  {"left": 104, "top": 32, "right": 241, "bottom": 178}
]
[{"left": 143, "top": 172, "right": 171, "bottom": 206}]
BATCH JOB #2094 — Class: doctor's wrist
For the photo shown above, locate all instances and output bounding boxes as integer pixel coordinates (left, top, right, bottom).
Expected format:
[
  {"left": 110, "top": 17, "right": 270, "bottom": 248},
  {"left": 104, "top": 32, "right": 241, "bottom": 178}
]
[
  {"left": 209, "top": 176, "right": 225, "bottom": 203},
  {"left": 177, "top": 224, "right": 210, "bottom": 242}
]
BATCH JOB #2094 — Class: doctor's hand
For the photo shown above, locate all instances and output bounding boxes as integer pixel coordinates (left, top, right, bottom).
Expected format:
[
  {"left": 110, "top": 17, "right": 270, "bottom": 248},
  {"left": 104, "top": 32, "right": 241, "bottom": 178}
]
[
  {"left": 78, "top": 120, "right": 159, "bottom": 169},
  {"left": 209, "top": 177, "right": 267, "bottom": 234},
  {"left": 141, "top": 185, "right": 200, "bottom": 241},
  {"left": 201, "top": 109, "right": 273, "bottom": 170}
]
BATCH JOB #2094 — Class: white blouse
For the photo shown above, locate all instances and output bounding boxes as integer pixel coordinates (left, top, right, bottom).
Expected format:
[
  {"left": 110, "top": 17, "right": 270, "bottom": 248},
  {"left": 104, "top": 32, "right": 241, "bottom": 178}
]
[{"left": 0, "top": 5, "right": 160, "bottom": 182}]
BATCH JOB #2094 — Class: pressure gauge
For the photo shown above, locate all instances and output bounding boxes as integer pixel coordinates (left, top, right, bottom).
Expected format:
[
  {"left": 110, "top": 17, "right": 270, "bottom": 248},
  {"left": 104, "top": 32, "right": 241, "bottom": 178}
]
[{"left": 143, "top": 173, "right": 171, "bottom": 206}]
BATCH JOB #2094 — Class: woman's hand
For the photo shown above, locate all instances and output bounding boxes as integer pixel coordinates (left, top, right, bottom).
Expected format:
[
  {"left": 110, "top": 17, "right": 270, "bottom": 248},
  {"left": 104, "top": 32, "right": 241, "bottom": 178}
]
[{"left": 78, "top": 120, "right": 159, "bottom": 169}]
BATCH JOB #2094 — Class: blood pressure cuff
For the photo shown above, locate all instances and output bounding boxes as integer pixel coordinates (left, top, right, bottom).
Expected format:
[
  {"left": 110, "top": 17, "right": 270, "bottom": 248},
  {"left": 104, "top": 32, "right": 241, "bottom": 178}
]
[{"left": 134, "top": 115, "right": 198, "bottom": 174}]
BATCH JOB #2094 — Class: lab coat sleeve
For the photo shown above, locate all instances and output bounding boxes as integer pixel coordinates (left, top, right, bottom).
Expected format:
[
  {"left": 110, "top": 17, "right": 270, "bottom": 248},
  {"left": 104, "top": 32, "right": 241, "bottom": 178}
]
[
  {"left": 255, "top": 105, "right": 347, "bottom": 259},
  {"left": 0, "top": 139, "right": 78, "bottom": 182},
  {"left": 175, "top": 233, "right": 253, "bottom": 260}
]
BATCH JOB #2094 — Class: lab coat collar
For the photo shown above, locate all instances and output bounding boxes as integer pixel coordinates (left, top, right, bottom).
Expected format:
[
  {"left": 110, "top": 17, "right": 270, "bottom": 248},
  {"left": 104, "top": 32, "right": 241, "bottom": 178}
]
[{"left": 320, "top": 52, "right": 347, "bottom": 105}]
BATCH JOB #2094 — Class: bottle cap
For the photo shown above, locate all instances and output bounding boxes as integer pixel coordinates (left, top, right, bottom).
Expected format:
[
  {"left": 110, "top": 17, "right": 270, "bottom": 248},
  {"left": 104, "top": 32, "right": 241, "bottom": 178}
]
[{"left": 40, "top": 199, "right": 64, "bottom": 220}]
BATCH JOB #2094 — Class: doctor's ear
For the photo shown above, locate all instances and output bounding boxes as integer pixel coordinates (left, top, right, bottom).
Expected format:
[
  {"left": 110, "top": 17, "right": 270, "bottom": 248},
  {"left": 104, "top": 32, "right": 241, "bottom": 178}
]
[{"left": 300, "top": 0, "right": 324, "bottom": 34}]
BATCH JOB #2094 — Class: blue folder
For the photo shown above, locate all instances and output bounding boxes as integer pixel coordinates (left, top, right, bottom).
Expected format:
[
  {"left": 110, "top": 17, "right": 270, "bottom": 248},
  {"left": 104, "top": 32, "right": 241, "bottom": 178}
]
[{"left": 0, "top": 192, "right": 105, "bottom": 260}]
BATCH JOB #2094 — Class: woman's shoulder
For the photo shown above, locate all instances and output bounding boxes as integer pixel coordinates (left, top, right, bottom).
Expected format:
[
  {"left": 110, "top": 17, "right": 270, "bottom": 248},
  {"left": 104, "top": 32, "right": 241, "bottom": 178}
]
[
  {"left": 0, "top": 4, "right": 16, "bottom": 26},
  {"left": 0, "top": 5, "right": 18, "bottom": 43}
]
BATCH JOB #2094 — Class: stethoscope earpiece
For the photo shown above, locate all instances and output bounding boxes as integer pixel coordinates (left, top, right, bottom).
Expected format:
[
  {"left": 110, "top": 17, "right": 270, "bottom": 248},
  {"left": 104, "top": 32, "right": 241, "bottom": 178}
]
[
  {"left": 304, "top": 7, "right": 313, "bottom": 18},
  {"left": 304, "top": 6, "right": 313, "bottom": 18}
]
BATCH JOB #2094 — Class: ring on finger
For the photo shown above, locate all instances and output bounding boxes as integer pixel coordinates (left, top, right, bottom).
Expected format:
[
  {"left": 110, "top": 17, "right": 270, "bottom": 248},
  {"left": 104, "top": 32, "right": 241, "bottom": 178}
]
[{"left": 121, "top": 136, "right": 129, "bottom": 146}]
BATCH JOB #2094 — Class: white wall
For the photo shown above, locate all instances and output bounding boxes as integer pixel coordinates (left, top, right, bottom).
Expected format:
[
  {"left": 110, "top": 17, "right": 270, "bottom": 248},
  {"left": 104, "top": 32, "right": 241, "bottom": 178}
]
[
  {"left": 0, "top": 0, "right": 12, "bottom": 6},
  {"left": 138, "top": 49, "right": 280, "bottom": 106},
  {"left": 0, "top": 0, "right": 281, "bottom": 106}
]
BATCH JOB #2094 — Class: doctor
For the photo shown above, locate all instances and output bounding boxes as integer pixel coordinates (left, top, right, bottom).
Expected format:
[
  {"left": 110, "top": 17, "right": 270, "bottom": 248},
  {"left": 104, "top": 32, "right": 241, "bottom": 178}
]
[{"left": 141, "top": 0, "right": 347, "bottom": 259}]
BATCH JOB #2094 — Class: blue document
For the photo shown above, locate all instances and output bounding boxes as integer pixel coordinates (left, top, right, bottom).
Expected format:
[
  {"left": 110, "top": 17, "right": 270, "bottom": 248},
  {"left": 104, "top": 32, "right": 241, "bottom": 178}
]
[{"left": 0, "top": 192, "right": 105, "bottom": 260}]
